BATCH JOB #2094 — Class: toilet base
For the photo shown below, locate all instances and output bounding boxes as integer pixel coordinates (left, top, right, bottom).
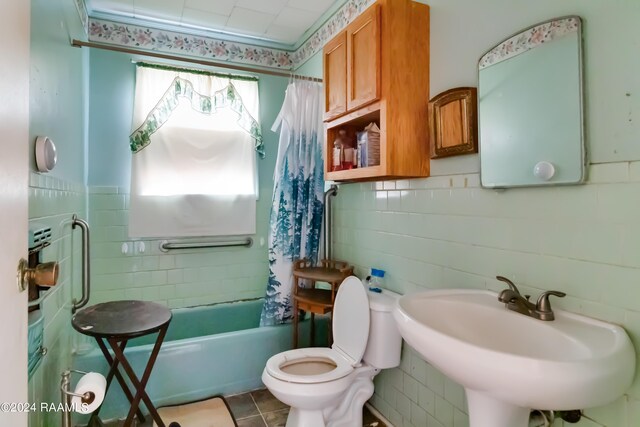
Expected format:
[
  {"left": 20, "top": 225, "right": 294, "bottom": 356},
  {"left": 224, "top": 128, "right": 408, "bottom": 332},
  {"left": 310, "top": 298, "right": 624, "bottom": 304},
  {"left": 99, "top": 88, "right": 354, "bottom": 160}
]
[
  {"left": 326, "top": 366, "right": 378, "bottom": 427},
  {"left": 277, "top": 365, "right": 378, "bottom": 427},
  {"left": 286, "top": 408, "right": 325, "bottom": 427}
]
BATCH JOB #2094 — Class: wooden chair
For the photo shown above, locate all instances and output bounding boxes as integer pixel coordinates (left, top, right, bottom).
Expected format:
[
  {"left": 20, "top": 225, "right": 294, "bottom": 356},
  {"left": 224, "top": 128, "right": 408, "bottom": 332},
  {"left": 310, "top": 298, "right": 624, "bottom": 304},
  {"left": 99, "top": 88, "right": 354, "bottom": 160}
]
[{"left": 292, "top": 259, "right": 353, "bottom": 348}]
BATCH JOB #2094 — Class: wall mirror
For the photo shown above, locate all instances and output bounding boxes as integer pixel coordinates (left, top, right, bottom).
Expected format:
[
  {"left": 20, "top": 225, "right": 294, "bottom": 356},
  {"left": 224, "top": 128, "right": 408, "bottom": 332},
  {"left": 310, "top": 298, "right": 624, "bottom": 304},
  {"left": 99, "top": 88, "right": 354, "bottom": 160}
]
[{"left": 479, "top": 16, "right": 586, "bottom": 188}]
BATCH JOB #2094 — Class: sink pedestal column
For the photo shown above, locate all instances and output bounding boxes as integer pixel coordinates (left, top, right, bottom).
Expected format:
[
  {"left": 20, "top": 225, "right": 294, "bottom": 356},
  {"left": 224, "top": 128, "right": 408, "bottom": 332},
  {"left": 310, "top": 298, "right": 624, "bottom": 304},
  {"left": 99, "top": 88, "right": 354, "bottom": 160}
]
[{"left": 466, "top": 389, "right": 530, "bottom": 427}]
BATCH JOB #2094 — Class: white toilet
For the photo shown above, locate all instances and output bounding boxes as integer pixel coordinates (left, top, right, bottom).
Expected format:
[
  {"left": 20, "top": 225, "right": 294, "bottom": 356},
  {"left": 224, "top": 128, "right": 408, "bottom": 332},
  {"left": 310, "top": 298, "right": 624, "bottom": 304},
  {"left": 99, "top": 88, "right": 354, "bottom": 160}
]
[{"left": 262, "top": 276, "right": 402, "bottom": 427}]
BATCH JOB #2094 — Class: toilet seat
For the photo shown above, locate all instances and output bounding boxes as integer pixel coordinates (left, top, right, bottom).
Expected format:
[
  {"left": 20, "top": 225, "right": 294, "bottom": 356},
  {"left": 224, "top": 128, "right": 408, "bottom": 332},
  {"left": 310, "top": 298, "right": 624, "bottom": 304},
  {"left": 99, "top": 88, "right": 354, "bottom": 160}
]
[
  {"left": 265, "top": 347, "right": 353, "bottom": 384},
  {"left": 265, "top": 277, "right": 371, "bottom": 385}
]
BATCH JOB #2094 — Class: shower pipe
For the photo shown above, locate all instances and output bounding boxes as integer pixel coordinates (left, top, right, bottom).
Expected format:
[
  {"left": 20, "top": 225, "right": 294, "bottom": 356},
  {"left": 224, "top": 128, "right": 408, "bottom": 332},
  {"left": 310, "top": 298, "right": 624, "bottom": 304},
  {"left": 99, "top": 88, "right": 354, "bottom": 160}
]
[
  {"left": 159, "top": 238, "right": 253, "bottom": 252},
  {"left": 71, "top": 215, "right": 90, "bottom": 313},
  {"left": 324, "top": 185, "right": 339, "bottom": 260}
]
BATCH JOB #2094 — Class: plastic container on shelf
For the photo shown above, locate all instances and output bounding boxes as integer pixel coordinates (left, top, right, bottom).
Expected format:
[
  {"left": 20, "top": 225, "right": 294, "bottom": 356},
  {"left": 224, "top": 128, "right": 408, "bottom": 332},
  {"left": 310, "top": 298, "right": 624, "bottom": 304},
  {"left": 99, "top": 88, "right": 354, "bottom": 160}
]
[{"left": 356, "top": 122, "right": 381, "bottom": 168}]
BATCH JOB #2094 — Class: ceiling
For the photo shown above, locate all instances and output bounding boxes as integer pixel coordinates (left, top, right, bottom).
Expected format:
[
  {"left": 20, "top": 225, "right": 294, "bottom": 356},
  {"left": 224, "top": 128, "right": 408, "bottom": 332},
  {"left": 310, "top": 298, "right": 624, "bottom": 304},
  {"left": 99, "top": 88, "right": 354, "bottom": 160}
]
[{"left": 87, "top": 0, "right": 341, "bottom": 45}]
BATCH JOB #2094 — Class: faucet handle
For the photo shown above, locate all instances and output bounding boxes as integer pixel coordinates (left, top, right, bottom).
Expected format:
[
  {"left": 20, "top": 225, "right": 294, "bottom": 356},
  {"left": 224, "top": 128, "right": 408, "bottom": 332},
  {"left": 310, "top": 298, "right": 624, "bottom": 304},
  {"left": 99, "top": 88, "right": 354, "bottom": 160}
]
[
  {"left": 496, "top": 276, "right": 520, "bottom": 294},
  {"left": 536, "top": 291, "right": 566, "bottom": 313}
]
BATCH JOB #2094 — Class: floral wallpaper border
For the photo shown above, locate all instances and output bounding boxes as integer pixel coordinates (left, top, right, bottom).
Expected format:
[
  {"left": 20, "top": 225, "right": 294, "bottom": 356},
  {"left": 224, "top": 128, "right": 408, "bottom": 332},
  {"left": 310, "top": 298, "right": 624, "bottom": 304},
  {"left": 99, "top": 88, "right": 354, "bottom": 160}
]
[
  {"left": 86, "top": 0, "right": 377, "bottom": 71},
  {"left": 291, "top": 0, "right": 376, "bottom": 67},
  {"left": 479, "top": 17, "right": 580, "bottom": 69},
  {"left": 74, "top": 0, "right": 89, "bottom": 35},
  {"left": 89, "top": 19, "right": 294, "bottom": 69}
]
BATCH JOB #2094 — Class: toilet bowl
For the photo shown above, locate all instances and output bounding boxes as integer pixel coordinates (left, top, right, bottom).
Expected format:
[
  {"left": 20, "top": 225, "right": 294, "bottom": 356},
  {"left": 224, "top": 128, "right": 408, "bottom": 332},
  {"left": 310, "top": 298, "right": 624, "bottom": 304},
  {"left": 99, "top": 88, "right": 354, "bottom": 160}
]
[{"left": 262, "top": 276, "right": 402, "bottom": 427}]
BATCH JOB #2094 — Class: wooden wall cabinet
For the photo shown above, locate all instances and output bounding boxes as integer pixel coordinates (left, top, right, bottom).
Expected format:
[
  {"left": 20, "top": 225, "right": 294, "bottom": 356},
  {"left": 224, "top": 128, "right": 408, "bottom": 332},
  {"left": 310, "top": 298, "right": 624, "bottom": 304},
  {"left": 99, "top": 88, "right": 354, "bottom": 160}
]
[
  {"left": 322, "top": 0, "right": 430, "bottom": 182},
  {"left": 347, "top": 5, "right": 380, "bottom": 112},
  {"left": 323, "top": 32, "right": 348, "bottom": 121},
  {"left": 324, "top": 5, "right": 380, "bottom": 122}
]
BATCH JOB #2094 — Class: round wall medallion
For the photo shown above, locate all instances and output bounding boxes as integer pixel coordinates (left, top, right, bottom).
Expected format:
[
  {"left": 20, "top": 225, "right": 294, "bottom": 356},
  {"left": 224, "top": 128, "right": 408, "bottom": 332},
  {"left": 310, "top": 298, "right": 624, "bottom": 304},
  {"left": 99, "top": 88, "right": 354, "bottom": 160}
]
[{"left": 35, "top": 136, "right": 57, "bottom": 172}]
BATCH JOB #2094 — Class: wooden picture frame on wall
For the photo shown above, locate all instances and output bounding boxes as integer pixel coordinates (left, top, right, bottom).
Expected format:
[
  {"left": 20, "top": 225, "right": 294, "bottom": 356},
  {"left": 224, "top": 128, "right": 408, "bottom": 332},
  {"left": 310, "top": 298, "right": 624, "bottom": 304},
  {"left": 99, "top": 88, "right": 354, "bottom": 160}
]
[{"left": 429, "top": 87, "right": 478, "bottom": 159}]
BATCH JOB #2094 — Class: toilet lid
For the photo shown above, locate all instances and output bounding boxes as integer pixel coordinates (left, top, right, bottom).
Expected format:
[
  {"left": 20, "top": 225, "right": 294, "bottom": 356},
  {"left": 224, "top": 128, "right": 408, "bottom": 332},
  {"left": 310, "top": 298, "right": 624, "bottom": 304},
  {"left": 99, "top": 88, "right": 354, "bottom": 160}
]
[{"left": 332, "top": 276, "right": 370, "bottom": 365}]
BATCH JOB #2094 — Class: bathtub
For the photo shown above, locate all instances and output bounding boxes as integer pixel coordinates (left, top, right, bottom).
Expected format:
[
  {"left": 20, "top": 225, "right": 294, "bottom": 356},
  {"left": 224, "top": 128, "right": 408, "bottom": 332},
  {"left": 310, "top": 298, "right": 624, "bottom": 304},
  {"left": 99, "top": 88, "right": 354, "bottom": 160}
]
[{"left": 73, "top": 298, "right": 326, "bottom": 421}]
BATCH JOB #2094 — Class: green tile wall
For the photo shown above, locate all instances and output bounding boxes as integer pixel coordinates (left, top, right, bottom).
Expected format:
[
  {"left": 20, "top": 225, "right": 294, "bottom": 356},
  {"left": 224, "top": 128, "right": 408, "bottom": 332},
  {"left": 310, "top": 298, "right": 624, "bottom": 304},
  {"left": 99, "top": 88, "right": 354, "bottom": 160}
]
[
  {"left": 333, "top": 164, "right": 640, "bottom": 427},
  {"left": 87, "top": 187, "right": 272, "bottom": 308},
  {"left": 28, "top": 0, "right": 89, "bottom": 424},
  {"left": 27, "top": 174, "right": 86, "bottom": 427}
]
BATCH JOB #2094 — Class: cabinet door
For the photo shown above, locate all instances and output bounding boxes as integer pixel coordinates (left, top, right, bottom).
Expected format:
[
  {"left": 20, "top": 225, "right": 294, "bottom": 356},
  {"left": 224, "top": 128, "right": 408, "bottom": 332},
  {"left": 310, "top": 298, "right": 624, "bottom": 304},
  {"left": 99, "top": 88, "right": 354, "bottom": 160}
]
[
  {"left": 347, "top": 4, "right": 380, "bottom": 112},
  {"left": 323, "top": 31, "right": 348, "bottom": 121}
]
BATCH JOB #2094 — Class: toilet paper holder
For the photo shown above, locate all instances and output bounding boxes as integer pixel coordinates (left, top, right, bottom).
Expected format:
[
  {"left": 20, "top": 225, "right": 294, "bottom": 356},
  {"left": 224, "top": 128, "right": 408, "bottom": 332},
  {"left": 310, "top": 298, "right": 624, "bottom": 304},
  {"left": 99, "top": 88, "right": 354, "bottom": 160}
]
[{"left": 60, "top": 369, "right": 97, "bottom": 427}]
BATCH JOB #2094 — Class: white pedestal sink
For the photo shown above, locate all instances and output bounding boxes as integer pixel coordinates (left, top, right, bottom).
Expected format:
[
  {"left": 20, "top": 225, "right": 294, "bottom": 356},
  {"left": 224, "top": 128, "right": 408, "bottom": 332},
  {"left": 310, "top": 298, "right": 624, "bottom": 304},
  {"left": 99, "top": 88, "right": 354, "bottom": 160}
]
[{"left": 393, "top": 289, "right": 636, "bottom": 427}]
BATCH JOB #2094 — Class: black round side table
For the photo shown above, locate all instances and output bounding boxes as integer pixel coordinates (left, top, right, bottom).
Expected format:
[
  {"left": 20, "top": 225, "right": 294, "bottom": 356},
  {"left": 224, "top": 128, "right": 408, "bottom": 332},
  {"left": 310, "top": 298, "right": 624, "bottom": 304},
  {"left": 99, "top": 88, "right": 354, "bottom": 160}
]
[{"left": 72, "top": 300, "right": 172, "bottom": 427}]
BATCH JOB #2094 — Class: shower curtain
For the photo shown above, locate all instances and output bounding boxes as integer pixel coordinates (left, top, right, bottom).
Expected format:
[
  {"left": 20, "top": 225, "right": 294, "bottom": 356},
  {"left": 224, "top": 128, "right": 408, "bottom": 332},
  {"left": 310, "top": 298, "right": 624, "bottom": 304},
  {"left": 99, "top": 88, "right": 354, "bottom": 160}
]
[{"left": 260, "top": 81, "right": 325, "bottom": 326}]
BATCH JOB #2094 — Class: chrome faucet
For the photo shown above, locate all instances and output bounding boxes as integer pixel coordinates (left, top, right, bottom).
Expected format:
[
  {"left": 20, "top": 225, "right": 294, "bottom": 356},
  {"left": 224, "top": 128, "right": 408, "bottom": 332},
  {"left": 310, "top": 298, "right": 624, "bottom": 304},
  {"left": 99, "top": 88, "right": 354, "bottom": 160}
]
[{"left": 496, "top": 276, "right": 566, "bottom": 321}]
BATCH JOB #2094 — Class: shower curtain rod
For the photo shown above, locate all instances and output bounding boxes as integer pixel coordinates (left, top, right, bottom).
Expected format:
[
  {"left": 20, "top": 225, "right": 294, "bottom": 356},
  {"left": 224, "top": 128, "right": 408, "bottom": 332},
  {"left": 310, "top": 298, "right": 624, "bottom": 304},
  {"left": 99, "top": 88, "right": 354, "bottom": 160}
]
[{"left": 71, "top": 39, "right": 323, "bottom": 82}]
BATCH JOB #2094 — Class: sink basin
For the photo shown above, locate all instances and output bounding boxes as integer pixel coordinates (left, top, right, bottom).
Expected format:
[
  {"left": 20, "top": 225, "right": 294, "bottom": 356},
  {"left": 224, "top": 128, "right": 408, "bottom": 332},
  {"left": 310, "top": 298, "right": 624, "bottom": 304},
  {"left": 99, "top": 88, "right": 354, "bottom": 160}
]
[{"left": 393, "top": 289, "right": 635, "bottom": 427}]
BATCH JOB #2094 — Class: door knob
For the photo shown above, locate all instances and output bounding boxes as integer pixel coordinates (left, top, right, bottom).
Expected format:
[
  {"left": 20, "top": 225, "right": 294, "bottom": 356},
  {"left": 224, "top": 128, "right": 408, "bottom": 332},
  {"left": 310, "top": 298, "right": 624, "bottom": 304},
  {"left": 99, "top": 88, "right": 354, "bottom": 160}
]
[{"left": 17, "top": 259, "right": 59, "bottom": 292}]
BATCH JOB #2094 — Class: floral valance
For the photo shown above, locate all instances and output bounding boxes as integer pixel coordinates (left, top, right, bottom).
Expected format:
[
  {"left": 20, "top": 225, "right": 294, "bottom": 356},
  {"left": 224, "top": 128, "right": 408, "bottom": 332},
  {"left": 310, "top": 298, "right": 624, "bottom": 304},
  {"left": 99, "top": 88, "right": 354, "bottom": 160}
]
[{"left": 129, "top": 77, "right": 264, "bottom": 157}]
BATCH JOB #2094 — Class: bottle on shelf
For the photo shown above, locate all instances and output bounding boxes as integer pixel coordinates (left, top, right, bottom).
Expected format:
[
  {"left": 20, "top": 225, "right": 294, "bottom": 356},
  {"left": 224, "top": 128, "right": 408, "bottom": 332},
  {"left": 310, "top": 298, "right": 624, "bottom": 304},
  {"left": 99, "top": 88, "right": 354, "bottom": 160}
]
[
  {"left": 342, "top": 132, "right": 356, "bottom": 170},
  {"left": 332, "top": 130, "right": 345, "bottom": 172}
]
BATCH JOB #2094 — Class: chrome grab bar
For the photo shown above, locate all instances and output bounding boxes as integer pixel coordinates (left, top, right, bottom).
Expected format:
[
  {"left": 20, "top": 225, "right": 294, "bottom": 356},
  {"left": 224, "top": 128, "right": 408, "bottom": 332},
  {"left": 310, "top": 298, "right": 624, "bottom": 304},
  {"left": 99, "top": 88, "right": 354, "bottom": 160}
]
[
  {"left": 71, "top": 215, "right": 90, "bottom": 313},
  {"left": 159, "top": 238, "right": 253, "bottom": 252}
]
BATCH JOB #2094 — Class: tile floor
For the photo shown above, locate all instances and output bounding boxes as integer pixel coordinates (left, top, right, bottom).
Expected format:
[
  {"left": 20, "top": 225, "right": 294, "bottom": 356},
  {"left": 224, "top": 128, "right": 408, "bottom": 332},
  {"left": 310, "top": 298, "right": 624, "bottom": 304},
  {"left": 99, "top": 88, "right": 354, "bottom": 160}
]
[
  {"left": 226, "top": 389, "right": 387, "bottom": 427},
  {"left": 99, "top": 388, "right": 386, "bottom": 427}
]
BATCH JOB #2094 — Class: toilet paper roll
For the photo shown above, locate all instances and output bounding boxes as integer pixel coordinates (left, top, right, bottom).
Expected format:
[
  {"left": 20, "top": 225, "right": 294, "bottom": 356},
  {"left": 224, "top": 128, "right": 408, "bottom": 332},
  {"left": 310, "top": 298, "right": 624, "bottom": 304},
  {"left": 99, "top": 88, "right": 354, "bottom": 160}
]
[{"left": 71, "top": 372, "right": 106, "bottom": 414}]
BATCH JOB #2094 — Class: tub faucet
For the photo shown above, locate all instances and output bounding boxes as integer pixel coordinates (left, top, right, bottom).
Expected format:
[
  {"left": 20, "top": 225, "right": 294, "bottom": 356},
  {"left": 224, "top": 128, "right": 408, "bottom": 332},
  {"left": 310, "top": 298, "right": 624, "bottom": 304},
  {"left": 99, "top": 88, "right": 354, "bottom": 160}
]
[{"left": 496, "top": 276, "right": 566, "bottom": 321}]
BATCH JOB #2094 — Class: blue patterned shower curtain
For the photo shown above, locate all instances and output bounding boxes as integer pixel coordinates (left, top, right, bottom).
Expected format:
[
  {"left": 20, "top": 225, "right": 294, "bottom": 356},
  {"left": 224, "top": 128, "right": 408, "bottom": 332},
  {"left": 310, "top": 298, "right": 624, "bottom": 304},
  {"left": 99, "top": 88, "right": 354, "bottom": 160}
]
[{"left": 260, "top": 81, "right": 325, "bottom": 326}]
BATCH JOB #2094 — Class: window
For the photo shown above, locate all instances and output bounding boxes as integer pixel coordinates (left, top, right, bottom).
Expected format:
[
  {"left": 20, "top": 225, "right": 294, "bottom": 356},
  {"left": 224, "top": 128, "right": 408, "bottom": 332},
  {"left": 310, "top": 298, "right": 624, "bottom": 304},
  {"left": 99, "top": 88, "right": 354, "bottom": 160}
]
[{"left": 128, "top": 64, "right": 262, "bottom": 238}]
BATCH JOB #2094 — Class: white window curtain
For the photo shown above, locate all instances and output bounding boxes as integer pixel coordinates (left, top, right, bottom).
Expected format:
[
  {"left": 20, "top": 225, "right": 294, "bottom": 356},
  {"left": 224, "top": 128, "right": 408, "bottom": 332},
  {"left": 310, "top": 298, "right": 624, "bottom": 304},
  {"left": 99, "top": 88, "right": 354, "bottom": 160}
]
[{"left": 128, "top": 64, "right": 262, "bottom": 238}]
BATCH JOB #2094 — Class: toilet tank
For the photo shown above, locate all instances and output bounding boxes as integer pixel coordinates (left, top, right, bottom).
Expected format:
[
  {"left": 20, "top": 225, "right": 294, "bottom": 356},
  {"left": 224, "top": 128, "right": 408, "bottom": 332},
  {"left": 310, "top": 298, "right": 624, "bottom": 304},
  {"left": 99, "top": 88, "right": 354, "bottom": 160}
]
[{"left": 363, "top": 288, "right": 402, "bottom": 369}]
